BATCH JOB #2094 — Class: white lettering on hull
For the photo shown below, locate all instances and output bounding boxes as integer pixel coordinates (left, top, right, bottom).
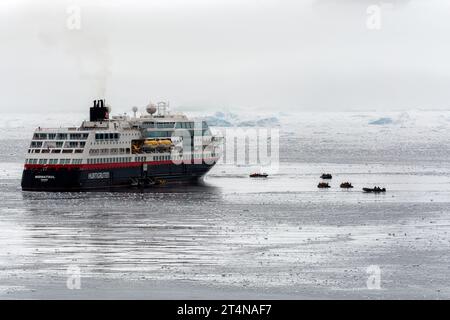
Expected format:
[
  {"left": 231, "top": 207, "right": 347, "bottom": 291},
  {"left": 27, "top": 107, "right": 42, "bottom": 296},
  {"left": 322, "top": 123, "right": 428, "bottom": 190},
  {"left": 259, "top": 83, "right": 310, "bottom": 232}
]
[{"left": 88, "top": 172, "right": 110, "bottom": 179}]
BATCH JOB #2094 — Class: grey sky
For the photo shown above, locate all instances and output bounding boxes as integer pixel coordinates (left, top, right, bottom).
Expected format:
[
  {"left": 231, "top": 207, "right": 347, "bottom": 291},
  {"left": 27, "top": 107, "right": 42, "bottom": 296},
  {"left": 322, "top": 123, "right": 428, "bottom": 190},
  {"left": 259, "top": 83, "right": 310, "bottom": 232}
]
[{"left": 1, "top": 0, "right": 450, "bottom": 113}]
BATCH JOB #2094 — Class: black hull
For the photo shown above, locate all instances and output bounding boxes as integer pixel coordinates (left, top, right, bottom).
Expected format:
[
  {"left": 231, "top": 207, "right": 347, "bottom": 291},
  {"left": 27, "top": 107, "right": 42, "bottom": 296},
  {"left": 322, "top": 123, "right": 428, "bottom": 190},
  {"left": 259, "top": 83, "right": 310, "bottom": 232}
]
[{"left": 21, "top": 162, "right": 215, "bottom": 192}]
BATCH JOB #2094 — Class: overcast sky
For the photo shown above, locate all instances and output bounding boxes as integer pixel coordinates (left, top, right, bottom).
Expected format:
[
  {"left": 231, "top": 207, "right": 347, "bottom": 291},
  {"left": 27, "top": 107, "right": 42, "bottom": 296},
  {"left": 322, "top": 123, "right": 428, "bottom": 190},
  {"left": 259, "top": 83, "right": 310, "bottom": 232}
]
[{"left": 1, "top": 0, "right": 450, "bottom": 114}]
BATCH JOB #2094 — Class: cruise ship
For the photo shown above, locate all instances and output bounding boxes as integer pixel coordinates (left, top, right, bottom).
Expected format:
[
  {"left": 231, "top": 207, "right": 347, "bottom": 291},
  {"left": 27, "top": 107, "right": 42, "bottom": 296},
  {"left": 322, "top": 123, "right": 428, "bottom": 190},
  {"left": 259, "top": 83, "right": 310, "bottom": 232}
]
[{"left": 21, "top": 100, "right": 221, "bottom": 191}]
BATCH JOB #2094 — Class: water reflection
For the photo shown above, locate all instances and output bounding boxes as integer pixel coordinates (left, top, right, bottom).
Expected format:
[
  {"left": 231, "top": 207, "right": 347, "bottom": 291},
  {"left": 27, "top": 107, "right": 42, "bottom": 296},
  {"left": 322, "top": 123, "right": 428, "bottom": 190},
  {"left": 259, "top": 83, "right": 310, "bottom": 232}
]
[{"left": 15, "top": 180, "right": 227, "bottom": 281}]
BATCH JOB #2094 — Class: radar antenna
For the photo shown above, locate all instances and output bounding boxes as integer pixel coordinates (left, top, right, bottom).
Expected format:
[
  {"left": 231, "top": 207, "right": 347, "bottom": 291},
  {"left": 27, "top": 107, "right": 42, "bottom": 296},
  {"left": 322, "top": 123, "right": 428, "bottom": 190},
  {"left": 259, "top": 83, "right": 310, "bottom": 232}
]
[
  {"left": 146, "top": 102, "right": 157, "bottom": 116},
  {"left": 132, "top": 106, "right": 138, "bottom": 118}
]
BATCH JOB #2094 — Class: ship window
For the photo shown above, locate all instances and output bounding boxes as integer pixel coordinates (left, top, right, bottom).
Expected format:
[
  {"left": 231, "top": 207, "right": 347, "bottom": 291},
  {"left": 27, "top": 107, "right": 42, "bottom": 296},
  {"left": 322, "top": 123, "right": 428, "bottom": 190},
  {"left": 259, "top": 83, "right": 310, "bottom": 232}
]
[
  {"left": 33, "top": 133, "right": 47, "bottom": 140},
  {"left": 57, "top": 133, "right": 67, "bottom": 140},
  {"left": 56, "top": 142, "right": 63, "bottom": 148},
  {"left": 51, "top": 149, "right": 61, "bottom": 153},
  {"left": 156, "top": 122, "right": 174, "bottom": 128},
  {"left": 31, "top": 141, "right": 43, "bottom": 148},
  {"left": 146, "top": 131, "right": 170, "bottom": 138}
]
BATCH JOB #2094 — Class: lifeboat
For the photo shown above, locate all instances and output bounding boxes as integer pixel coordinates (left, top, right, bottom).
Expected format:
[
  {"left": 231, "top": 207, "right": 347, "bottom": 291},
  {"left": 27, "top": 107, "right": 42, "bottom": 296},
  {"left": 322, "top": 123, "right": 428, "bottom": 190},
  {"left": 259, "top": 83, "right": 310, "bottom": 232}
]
[
  {"left": 318, "top": 182, "right": 330, "bottom": 188},
  {"left": 249, "top": 173, "right": 268, "bottom": 178},
  {"left": 159, "top": 139, "right": 172, "bottom": 146},
  {"left": 340, "top": 182, "right": 353, "bottom": 188},
  {"left": 142, "top": 139, "right": 173, "bottom": 150},
  {"left": 363, "top": 187, "right": 386, "bottom": 193},
  {"left": 144, "top": 140, "right": 159, "bottom": 148}
]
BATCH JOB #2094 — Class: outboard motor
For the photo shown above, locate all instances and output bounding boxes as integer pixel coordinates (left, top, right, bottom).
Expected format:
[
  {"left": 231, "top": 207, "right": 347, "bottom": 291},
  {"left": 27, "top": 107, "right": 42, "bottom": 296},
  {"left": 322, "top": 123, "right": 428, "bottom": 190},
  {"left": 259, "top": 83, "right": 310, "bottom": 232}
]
[{"left": 90, "top": 99, "right": 109, "bottom": 122}]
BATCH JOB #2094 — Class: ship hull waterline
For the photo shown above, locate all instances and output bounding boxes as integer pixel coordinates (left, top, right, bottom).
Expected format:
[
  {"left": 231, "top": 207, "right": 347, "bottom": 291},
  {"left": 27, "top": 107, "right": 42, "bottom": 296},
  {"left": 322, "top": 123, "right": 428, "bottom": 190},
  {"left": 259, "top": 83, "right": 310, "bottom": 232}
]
[{"left": 21, "top": 161, "right": 216, "bottom": 192}]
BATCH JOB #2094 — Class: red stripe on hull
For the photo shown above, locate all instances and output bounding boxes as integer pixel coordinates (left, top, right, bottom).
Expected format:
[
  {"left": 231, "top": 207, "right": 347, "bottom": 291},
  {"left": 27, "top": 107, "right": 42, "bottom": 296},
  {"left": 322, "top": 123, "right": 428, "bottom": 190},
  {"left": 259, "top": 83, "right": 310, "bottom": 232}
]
[{"left": 24, "top": 157, "right": 219, "bottom": 170}]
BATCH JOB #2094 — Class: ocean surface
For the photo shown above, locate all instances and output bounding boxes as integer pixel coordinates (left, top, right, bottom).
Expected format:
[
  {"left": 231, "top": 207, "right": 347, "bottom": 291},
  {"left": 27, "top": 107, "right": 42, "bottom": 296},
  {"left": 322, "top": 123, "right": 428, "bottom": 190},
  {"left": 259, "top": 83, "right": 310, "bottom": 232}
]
[{"left": 1, "top": 110, "right": 450, "bottom": 299}]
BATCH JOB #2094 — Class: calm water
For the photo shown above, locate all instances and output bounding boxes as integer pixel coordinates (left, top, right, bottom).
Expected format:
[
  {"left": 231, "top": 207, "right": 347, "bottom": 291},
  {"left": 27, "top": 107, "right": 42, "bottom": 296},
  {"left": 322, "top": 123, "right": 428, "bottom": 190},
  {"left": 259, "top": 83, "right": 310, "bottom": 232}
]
[{"left": 1, "top": 111, "right": 449, "bottom": 298}]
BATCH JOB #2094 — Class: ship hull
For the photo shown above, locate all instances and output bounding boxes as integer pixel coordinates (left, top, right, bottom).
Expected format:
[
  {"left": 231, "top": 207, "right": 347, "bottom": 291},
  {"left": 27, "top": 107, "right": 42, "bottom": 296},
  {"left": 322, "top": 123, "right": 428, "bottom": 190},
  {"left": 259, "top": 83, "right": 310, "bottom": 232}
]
[{"left": 21, "top": 161, "right": 216, "bottom": 191}]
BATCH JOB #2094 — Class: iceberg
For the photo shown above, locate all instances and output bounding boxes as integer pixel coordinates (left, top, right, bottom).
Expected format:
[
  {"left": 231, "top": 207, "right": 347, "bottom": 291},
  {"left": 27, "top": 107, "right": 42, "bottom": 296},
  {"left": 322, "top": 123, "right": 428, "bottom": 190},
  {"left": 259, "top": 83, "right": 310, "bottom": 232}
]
[{"left": 369, "top": 117, "right": 393, "bottom": 125}]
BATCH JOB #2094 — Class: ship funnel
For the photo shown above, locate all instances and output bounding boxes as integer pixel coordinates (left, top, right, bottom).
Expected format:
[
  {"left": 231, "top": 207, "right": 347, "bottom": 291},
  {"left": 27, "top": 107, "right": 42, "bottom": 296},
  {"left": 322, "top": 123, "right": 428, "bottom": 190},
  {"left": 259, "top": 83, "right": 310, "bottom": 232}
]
[{"left": 90, "top": 99, "right": 109, "bottom": 122}]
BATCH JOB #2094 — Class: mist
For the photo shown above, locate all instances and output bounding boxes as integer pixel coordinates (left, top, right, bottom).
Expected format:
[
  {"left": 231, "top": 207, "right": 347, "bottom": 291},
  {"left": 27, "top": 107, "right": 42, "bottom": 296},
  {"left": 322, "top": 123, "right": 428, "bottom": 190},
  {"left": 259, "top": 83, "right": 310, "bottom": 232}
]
[{"left": 1, "top": 0, "right": 450, "bottom": 114}]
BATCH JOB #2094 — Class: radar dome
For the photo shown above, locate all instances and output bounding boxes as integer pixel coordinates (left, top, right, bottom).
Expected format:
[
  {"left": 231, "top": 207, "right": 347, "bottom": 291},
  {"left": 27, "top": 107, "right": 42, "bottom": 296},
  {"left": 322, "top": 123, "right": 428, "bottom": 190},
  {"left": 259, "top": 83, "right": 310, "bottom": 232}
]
[{"left": 146, "top": 103, "right": 157, "bottom": 115}]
